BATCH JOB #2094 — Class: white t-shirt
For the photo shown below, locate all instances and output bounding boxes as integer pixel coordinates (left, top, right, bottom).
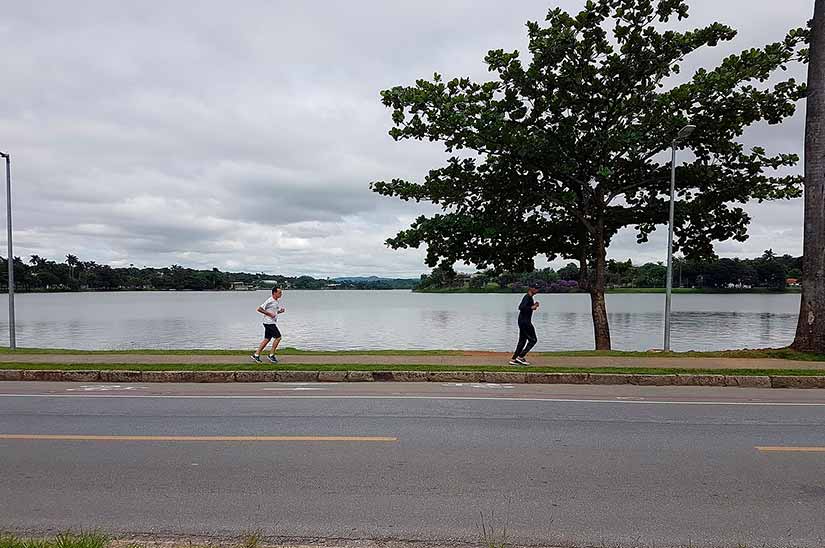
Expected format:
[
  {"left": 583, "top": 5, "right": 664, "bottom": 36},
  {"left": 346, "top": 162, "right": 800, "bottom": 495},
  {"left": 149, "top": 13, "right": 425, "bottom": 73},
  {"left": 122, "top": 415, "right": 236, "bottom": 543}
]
[{"left": 260, "top": 297, "right": 281, "bottom": 325}]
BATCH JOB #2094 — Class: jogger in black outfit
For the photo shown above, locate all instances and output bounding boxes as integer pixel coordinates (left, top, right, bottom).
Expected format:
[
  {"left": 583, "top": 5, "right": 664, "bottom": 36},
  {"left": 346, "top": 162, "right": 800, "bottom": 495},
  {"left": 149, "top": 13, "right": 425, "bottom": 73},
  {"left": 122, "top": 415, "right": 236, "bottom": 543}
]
[{"left": 510, "top": 283, "right": 540, "bottom": 365}]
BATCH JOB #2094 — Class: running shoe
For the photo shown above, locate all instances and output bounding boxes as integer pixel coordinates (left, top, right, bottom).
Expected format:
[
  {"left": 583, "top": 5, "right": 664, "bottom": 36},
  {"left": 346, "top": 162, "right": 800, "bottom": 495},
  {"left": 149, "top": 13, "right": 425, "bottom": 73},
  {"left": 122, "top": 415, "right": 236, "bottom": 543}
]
[
  {"left": 515, "top": 357, "right": 530, "bottom": 365},
  {"left": 250, "top": 354, "right": 262, "bottom": 363},
  {"left": 268, "top": 355, "right": 278, "bottom": 363}
]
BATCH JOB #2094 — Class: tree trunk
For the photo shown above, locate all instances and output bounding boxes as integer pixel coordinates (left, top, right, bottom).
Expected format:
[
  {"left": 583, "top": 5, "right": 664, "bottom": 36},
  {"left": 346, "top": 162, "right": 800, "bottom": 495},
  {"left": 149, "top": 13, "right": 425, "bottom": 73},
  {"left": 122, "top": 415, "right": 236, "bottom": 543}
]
[
  {"left": 590, "top": 228, "right": 612, "bottom": 350},
  {"left": 792, "top": 0, "right": 825, "bottom": 353}
]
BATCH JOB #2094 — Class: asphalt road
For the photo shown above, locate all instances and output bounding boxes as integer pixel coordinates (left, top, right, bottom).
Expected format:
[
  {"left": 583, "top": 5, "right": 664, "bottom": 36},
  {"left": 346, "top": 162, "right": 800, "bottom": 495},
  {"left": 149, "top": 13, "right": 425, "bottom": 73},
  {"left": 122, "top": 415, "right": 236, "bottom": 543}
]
[{"left": 0, "top": 381, "right": 824, "bottom": 547}]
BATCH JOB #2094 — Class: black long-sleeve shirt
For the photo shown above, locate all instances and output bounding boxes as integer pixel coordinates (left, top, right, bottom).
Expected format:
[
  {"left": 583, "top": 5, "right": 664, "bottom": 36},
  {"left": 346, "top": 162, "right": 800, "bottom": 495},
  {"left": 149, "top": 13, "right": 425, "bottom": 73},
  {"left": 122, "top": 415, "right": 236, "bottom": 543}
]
[{"left": 518, "top": 293, "right": 535, "bottom": 324}]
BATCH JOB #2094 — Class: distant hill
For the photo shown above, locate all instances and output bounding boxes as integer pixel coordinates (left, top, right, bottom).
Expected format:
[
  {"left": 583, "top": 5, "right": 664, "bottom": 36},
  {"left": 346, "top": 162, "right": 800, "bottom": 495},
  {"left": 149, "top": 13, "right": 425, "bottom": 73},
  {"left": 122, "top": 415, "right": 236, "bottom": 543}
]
[{"left": 333, "top": 276, "right": 418, "bottom": 283}]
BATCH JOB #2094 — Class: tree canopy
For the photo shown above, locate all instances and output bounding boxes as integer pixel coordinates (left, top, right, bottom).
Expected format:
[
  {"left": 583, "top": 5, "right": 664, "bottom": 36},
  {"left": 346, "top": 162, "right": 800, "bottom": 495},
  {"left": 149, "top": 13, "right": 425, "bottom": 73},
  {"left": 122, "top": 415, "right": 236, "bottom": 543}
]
[
  {"left": 0, "top": 255, "right": 418, "bottom": 292},
  {"left": 372, "top": 0, "right": 808, "bottom": 349},
  {"left": 417, "top": 251, "right": 800, "bottom": 293}
]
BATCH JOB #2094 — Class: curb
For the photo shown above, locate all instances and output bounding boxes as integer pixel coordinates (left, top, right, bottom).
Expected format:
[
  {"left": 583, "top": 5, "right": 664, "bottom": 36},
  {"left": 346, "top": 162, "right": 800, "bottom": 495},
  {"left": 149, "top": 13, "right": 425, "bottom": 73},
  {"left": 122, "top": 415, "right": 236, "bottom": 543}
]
[{"left": 1, "top": 369, "right": 824, "bottom": 388}]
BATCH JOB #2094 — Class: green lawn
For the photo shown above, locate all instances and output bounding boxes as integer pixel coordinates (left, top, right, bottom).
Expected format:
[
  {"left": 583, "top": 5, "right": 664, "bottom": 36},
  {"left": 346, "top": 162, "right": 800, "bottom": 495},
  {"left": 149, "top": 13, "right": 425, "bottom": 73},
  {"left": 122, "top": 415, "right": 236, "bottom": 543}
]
[
  {"left": 0, "top": 346, "right": 823, "bottom": 361},
  {"left": 0, "top": 347, "right": 466, "bottom": 356}
]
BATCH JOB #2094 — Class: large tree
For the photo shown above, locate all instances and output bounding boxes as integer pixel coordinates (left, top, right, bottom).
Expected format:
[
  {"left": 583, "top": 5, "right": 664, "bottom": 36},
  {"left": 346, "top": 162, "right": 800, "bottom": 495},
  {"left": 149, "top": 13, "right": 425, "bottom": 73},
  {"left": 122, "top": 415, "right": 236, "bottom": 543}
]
[
  {"left": 372, "top": 0, "right": 808, "bottom": 349},
  {"left": 793, "top": 0, "right": 825, "bottom": 353}
]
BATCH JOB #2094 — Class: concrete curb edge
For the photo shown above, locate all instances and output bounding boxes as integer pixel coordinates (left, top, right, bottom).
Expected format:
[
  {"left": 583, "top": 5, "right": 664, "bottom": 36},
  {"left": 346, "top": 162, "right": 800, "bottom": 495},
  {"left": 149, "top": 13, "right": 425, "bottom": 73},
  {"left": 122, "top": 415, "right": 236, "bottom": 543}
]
[{"left": 1, "top": 369, "right": 824, "bottom": 388}]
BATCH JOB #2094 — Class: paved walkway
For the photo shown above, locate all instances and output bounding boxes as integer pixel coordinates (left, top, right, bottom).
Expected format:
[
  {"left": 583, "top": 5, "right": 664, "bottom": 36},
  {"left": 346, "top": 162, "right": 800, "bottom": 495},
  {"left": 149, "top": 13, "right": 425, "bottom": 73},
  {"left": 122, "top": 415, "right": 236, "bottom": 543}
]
[{"left": 0, "top": 352, "right": 823, "bottom": 370}]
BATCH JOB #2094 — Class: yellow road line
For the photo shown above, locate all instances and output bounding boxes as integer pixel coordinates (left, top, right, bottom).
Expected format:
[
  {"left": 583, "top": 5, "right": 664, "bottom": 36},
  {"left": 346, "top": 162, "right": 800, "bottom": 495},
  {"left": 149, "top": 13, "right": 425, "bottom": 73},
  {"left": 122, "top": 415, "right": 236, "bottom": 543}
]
[
  {"left": 0, "top": 434, "right": 397, "bottom": 442},
  {"left": 756, "top": 446, "right": 825, "bottom": 453}
]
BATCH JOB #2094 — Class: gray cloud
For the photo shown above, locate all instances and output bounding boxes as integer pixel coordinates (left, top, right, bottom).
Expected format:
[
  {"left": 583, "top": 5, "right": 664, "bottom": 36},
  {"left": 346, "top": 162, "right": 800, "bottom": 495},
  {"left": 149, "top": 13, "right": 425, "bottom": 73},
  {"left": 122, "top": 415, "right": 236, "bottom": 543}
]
[{"left": 0, "top": 0, "right": 813, "bottom": 276}]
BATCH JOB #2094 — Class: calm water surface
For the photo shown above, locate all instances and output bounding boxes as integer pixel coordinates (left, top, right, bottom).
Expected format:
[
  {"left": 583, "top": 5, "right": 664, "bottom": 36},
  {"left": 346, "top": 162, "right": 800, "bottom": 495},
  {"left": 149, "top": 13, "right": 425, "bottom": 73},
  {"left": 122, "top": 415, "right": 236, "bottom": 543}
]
[{"left": 0, "top": 290, "right": 800, "bottom": 352}]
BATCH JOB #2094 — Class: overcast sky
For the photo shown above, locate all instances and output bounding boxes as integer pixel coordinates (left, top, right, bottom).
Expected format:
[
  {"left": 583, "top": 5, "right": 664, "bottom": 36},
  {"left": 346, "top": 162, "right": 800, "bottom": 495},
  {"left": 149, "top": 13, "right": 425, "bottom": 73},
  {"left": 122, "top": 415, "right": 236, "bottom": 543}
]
[{"left": 0, "top": 1, "right": 814, "bottom": 277}]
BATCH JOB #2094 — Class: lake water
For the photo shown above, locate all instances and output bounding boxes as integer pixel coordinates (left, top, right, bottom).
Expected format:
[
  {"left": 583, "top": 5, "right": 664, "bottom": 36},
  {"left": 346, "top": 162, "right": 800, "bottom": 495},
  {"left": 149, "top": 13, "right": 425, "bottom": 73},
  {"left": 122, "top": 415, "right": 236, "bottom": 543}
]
[{"left": 0, "top": 290, "right": 800, "bottom": 352}]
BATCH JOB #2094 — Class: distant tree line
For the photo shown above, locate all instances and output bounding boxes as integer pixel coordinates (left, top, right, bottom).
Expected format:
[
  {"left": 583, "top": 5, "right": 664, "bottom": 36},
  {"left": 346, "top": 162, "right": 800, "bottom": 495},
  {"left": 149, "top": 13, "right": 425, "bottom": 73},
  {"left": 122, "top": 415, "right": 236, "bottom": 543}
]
[
  {"left": 0, "top": 255, "right": 418, "bottom": 292},
  {"left": 417, "top": 251, "right": 802, "bottom": 292}
]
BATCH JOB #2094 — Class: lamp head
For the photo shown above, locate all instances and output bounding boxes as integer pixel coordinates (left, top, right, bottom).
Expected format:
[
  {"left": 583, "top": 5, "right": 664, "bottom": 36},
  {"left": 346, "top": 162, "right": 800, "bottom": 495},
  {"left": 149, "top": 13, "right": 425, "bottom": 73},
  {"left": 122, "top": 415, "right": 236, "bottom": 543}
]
[{"left": 675, "top": 125, "right": 696, "bottom": 142}]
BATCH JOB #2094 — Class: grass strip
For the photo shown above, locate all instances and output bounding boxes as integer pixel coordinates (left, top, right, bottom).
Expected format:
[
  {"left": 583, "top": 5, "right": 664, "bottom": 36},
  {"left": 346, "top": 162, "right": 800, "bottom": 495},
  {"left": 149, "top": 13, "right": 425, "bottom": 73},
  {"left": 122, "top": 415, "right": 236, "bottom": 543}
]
[
  {"left": 0, "top": 347, "right": 823, "bottom": 361},
  {"left": 0, "top": 533, "right": 108, "bottom": 548},
  {"left": 0, "top": 533, "right": 268, "bottom": 548},
  {"left": 0, "top": 347, "right": 466, "bottom": 356},
  {"left": 0, "top": 362, "right": 822, "bottom": 376}
]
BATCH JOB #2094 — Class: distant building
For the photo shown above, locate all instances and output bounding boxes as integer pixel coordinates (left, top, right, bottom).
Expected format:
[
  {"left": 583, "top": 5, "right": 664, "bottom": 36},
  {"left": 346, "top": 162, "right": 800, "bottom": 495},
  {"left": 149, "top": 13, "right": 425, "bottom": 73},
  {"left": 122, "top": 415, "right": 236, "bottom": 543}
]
[
  {"left": 230, "top": 281, "right": 255, "bottom": 291},
  {"left": 786, "top": 278, "right": 800, "bottom": 287}
]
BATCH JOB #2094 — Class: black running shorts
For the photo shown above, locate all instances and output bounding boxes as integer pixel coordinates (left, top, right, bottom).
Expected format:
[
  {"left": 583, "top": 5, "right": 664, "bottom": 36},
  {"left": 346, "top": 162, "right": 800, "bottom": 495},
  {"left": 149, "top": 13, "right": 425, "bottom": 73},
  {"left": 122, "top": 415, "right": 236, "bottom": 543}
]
[{"left": 263, "top": 324, "right": 281, "bottom": 339}]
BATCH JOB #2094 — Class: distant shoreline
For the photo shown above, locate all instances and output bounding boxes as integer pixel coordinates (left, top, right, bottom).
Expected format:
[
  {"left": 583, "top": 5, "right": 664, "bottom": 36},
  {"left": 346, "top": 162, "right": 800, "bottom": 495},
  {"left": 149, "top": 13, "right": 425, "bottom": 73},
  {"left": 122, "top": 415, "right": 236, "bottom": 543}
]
[
  {"left": 0, "top": 286, "right": 803, "bottom": 295},
  {"left": 0, "top": 287, "right": 413, "bottom": 295},
  {"left": 414, "top": 287, "right": 802, "bottom": 295}
]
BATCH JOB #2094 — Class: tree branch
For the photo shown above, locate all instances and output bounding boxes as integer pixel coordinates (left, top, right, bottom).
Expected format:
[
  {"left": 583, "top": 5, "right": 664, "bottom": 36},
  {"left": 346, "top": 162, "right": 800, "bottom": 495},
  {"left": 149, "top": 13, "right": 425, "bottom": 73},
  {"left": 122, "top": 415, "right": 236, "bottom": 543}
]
[{"left": 606, "top": 176, "right": 663, "bottom": 203}]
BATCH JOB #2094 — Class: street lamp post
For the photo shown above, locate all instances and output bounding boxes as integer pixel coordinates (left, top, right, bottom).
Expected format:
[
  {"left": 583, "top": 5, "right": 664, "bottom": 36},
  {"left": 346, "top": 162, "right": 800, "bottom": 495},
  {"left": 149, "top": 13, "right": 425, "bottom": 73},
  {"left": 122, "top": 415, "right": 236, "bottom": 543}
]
[
  {"left": 664, "top": 125, "right": 696, "bottom": 352},
  {"left": 0, "top": 152, "right": 14, "bottom": 350}
]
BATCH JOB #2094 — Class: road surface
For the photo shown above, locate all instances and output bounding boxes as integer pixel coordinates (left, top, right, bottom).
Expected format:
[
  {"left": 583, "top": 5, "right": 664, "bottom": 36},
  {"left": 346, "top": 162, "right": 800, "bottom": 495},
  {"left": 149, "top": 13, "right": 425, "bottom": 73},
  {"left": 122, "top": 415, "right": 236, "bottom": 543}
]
[{"left": 0, "top": 381, "right": 824, "bottom": 547}]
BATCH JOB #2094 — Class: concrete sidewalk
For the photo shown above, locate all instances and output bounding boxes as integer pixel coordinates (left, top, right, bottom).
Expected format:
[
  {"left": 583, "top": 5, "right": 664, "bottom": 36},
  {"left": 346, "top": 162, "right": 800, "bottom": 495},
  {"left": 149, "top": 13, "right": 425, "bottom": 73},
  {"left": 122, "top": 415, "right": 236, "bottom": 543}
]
[{"left": 0, "top": 352, "right": 823, "bottom": 369}]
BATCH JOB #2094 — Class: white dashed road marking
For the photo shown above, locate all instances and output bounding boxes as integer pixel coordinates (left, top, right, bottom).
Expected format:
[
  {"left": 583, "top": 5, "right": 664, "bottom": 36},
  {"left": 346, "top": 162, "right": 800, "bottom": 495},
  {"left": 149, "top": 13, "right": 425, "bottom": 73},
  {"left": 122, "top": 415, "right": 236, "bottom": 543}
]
[
  {"left": 66, "top": 385, "right": 146, "bottom": 392},
  {"left": 442, "top": 383, "right": 514, "bottom": 389},
  {"left": 262, "top": 387, "right": 328, "bottom": 391}
]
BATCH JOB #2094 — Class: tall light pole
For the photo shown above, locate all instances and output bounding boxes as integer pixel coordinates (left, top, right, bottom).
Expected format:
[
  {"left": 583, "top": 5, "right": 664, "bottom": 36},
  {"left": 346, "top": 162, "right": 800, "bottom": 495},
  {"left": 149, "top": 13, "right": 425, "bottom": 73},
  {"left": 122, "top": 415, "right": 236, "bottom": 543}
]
[
  {"left": 0, "top": 152, "right": 15, "bottom": 350},
  {"left": 664, "top": 125, "right": 696, "bottom": 352}
]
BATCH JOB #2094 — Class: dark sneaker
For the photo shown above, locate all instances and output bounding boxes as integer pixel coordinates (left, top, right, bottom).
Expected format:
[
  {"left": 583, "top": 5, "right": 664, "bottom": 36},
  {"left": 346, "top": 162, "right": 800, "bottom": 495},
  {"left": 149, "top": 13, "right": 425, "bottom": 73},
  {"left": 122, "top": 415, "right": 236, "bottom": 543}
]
[
  {"left": 250, "top": 354, "right": 262, "bottom": 363},
  {"left": 515, "top": 357, "right": 530, "bottom": 366},
  {"left": 508, "top": 359, "right": 520, "bottom": 366},
  {"left": 267, "top": 355, "right": 278, "bottom": 363}
]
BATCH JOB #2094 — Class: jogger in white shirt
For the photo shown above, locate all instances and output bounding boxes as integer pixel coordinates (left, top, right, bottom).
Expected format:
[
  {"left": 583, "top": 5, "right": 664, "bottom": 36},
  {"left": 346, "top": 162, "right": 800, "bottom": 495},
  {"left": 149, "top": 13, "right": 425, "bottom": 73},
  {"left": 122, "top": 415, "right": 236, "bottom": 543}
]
[{"left": 251, "top": 286, "right": 286, "bottom": 363}]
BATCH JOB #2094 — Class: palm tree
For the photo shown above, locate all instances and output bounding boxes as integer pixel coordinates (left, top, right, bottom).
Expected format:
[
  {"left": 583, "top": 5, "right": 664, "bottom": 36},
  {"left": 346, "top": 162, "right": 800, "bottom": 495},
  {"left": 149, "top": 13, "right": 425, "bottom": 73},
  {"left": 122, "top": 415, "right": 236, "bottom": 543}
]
[
  {"left": 66, "top": 254, "right": 79, "bottom": 280},
  {"left": 792, "top": 0, "right": 825, "bottom": 352}
]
